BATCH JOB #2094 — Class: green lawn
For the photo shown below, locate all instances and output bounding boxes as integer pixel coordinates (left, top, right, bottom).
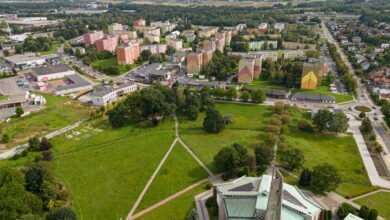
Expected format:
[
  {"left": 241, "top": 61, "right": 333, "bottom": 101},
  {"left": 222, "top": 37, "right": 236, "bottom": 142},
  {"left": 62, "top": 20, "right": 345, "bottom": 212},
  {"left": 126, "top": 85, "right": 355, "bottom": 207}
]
[
  {"left": 40, "top": 42, "right": 62, "bottom": 55},
  {"left": 136, "top": 142, "right": 209, "bottom": 212},
  {"left": 137, "top": 182, "right": 210, "bottom": 220},
  {"left": 180, "top": 103, "right": 371, "bottom": 198},
  {"left": 354, "top": 192, "right": 390, "bottom": 219},
  {"left": 242, "top": 80, "right": 288, "bottom": 91},
  {"left": 0, "top": 93, "right": 94, "bottom": 147},
  {"left": 183, "top": 42, "right": 191, "bottom": 48},
  {"left": 52, "top": 119, "right": 176, "bottom": 220},
  {"left": 92, "top": 57, "right": 140, "bottom": 75},
  {"left": 180, "top": 103, "right": 271, "bottom": 172},
  {"left": 0, "top": 95, "right": 9, "bottom": 100},
  {"left": 284, "top": 131, "right": 372, "bottom": 197}
]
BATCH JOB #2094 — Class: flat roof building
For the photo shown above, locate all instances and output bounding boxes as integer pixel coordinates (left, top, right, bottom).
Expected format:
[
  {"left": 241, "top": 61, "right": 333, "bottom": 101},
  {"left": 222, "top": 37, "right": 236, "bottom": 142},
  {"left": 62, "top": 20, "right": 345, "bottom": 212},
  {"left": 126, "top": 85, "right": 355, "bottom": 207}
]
[
  {"left": 52, "top": 74, "right": 93, "bottom": 96},
  {"left": 4, "top": 54, "right": 46, "bottom": 69},
  {"left": 91, "top": 83, "right": 137, "bottom": 106},
  {"left": 30, "top": 64, "right": 75, "bottom": 82}
]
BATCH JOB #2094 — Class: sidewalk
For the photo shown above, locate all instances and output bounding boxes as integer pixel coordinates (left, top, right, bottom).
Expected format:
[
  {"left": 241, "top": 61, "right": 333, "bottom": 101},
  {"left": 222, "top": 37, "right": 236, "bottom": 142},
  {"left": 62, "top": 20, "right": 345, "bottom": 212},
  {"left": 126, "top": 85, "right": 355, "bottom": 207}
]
[{"left": 347, "top": 114, "right": 390, "bottom": 188}]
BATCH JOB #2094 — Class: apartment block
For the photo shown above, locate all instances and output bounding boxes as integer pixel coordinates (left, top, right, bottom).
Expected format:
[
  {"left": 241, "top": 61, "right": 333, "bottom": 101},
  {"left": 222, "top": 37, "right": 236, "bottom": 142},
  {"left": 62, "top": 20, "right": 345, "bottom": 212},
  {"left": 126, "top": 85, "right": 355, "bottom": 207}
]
[
  {"left": 83, "top": 30, "right": 104, "bottom": 46},
  {"left": 167, "top": 38, "right": 183, "bottom": 50},
  {"left": 116, "top": 42, "right": 140, "bottom": 65},
  {"left": 303, "top": 58, "right": 327, "bottom": 85},
  {"left": 186, "top": 53, "right": 203, "bottom": 75},
  {"left": 95, "top": 35, "right": 118, "bottom": 53},
  {"left": 150, "top": 20, "right": 176, "bottom": 34},
  {"left": 144, "top": 33, "right": 160, "bottom": 43},
  {"left": 197, "top": 27, "right": 219, "bottom": 38},
  {"left": 274, "top": 23, "right": 285, "bottom": 33},
  {"left": 197, "top": 49, "right": 213, "bottom": 67},
  {"left": 215, "top": 38, "right": 225, "bottom": 53},
  {"left": 258, "top": 23, "right": 268, "bottom": 34},
  {"left": 140, "top": 44, "right": 167, "bottom": 54},
  {"left": 133, "top": 19, "right": 146, "bottom": 27},
  {"left": 108, "top": 23, "right": 123, "bottom": 34},
  {"left": 203, "top": 40, "right": 217, "bottom": 52},
  {"left": 237, "top": 54, "right": 263, "bottom": 83}
]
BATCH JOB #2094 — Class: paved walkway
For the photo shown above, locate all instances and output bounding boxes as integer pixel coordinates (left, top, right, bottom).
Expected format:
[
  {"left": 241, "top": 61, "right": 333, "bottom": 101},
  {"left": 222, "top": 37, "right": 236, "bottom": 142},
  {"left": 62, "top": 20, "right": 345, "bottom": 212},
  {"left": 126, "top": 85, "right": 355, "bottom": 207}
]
[
  {"left": 347, "top": 114, "right": 390, "bottom": 188},
  {"left": 131, "top": 178, "right": 209, "bottom": 219}
]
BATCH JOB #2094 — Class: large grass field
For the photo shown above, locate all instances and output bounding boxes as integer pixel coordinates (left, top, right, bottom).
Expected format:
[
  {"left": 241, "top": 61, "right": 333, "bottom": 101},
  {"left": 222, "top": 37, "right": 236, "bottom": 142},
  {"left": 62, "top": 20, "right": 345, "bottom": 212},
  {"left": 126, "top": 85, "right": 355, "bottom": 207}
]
[
  {"left": 137, "top": 182, "right": 210, "bottom": 220},
  {"left": 136, "top": 142, "right": 208, "bottom": 212},
  {"left": 92, "top": 57, "right": 140, "bottom": 75},
  {"left": 0, "top": 93, "right": 94, "bottom": 147},
  {"left": 180, "top": 103, "right": 271, "bottom": 172},
  {"left": 52, "top": 119, "right": 176, "bottom": 220},
  {"left": 354, "top": 192, "right": 390, "bottom": 219},
  {"left": 180, "top": 103, "right": 372, "bottom": 198},
  {"left": 40, "top": 42, "right": 62, "bottom": 55}
]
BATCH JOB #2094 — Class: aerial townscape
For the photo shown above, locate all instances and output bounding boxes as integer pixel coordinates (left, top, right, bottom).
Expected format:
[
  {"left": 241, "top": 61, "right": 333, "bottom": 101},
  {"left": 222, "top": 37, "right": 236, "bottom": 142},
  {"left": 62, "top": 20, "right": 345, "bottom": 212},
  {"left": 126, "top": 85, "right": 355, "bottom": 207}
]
[{"left": 0, "top": 0, "right": 390, "bottom": 220}]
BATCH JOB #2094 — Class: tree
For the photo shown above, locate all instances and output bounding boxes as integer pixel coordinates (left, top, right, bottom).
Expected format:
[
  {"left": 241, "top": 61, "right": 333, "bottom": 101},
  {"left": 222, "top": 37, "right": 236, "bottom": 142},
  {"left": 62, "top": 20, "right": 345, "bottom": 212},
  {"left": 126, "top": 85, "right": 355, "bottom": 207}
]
[
  {"left": 337, "top": 203, "right": 358, "bottom": 219},
  {"left": 3, "top": 50, "right": 10, "bottom": 57},
  {"left": 313, "top": 109, "right": 333, "bottom": 132},
  {"left": 360, "top": 117, "right": 373, "bottom": 134},
  {"left": 310, "top": 163, "right": 341, "bottom": 192},
  {"left": 359, "top": 112, "right": 366, "bottom": 118},
  {"left": 28, "top": 137, "right": 41, "bottom": 151},
  {"left": 329, "top": 112, "right": 349, "bottom": 133},
  {"left": 299, "top": 168, "right": 312, "bottom": 187},
  {"left": 280, "top": 148, "right": 305, "bottom": 171},
  {"left": 213, "top": 146, "right": 240, "bottom": 175},
  {"left": 25, "top": 165, "right": 44, "bottom": 194},
  {"left": 251, "top": 89, "right": 265, "bottom": 103},
  {"left": 232, "top": 143, "right": 248, "bottom": 167},
  {"left": 203, "top": 108, "right": 226, "bottom": 133},
  {"left": 368, "top": 209, "right": 378, "bottom": 220},
  {"left": 254, "top": 145, "right": 272, "bottom": 168},
  {"left": 40, "top": 137, "right": 52, "bottom": 151},
  {"left": 213, "top": 87, "right": 225, "bottom": 99},
  {"left": 359, "top": 206, "right": 370, "bottom": 220},
  {"left": 225, "top": 87, "right": 237, "bottom": 101},
  {"left": 240, "top": 90, "right": 250, "bottom": 102},
  {"left": 186, "top": 105, "right": 199, "bottom": 121},
  {"left": 2, "top": 134, "right": 10, "bottom": 143},
  {"left": 297, "top": 119, "right": 313, "bottom": 132},
  {"left": 15, "top": 107, "right": 24, "bottom": 117},
  {"left": 75, "top": 48, "right": 82, "bottom": 59},
  {"left": 42, "top": 151, "right": 53, "bottom": 161},
  {"left": 0, "top": 167, "right": 42, "bottom": 219},
  {"left": 46, "top": 207, "right": 77, "bottom": 220}
]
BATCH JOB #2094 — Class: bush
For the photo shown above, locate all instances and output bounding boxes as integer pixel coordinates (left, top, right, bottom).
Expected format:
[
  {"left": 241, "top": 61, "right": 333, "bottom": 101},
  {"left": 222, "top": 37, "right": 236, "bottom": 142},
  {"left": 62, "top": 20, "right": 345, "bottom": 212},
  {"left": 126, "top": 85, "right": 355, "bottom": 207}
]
[
  {"left": 204, "top": 183, "right": 212, "bottom": 190},
  {"left": 297, "top": 119, "right": 314, "bottom": 132},
  {"left": 1, "top": 134, "right": 10, "bottom": 143},
  {"left": 337, "top": 203, "right": 358, "bottom": 219},
  {"left": 42, "top": 151, "right": 53, "bottom": 161}
]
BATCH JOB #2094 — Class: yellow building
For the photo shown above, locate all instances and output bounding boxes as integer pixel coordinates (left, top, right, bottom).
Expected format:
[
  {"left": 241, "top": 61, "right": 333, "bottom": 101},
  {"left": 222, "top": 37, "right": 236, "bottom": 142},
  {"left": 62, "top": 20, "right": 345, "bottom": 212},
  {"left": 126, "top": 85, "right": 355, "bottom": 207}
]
[{"left": 300, "top": 71, "right": 318, "bottom": 90}]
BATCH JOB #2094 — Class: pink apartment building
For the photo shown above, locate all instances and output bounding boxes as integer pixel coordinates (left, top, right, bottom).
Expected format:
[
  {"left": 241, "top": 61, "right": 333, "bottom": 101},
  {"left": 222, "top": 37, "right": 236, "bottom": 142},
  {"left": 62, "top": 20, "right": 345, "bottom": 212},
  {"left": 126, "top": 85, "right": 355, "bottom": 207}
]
[
  {"left": 83, "top": 30, "right": 104, "bottom": 46},
  {"left": 116, "top": 42, "right": 140, "bottom": 65},
  {"left": 95, "top": 35, "right": 118, "bottom": 53}
]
